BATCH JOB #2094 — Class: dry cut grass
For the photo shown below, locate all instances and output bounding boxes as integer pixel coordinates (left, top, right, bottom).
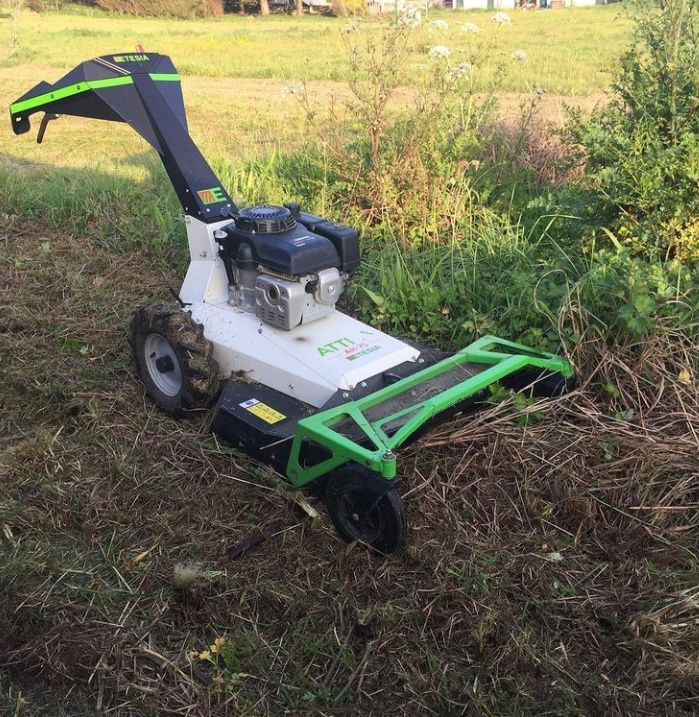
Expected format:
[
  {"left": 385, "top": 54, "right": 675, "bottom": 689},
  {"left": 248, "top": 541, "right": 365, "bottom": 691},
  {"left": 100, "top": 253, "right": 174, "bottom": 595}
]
[{"left": 1, "top": 214, "right": 698, "bottom": 715}]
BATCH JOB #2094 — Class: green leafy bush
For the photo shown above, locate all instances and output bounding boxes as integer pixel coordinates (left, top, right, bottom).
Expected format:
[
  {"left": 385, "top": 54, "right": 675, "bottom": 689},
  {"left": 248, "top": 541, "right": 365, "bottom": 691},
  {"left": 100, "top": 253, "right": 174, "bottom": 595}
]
[
  {"left": 351, "top": 220, "right": 699, "bottom": 353},
  {"left": 95, "top": 0, "right": 223, "bottom": 18},
  {"left": 330, "top": 0, "right": 366, "bottom": 16},
  {"left": 567, "top": 0, "right": 699, "bottom": 261}
]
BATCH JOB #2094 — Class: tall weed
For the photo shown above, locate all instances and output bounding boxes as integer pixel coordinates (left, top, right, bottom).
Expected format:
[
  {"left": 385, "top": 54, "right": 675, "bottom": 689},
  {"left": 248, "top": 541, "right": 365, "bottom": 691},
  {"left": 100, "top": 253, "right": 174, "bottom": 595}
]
[{"left": 352, "top": 218, "right": 698, "bottom": 354}]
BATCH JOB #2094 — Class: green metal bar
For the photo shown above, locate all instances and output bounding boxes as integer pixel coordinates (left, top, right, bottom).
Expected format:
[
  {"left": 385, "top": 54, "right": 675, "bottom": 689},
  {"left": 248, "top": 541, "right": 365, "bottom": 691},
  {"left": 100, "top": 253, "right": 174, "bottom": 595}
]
[
  {"left": 286, "top": 418, "right": 397, "bottom": 487},
  {"left": 9, "top": 74, "right": 181, "bottom": 115},
  {"left": 148, "top": 73, "right": 181, "bottom": 82},
  {"left": 285, "top": 336, "right": 573, "bottom": 488}
]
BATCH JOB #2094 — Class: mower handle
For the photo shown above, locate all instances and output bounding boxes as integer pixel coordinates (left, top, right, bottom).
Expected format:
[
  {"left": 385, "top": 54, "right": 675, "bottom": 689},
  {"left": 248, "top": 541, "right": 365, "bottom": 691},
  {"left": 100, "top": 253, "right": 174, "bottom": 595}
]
[{"left": 9, "top": 53, "right": 238, "bottom": 222}]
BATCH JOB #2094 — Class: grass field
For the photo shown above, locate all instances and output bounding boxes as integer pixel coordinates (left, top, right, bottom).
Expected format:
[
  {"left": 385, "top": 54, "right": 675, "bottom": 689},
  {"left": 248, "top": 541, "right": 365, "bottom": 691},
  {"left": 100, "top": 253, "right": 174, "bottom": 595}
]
[
  {"left": 1, "top": 5, "right": 698, "bottom": 717},
  {"left": 2, "top": 216, "right": 697, "bottom": 716},
  {"left": 1, "top": 6, "right": 631, "bottom": 92},
  {"left": 0, "top": 6, "right": 629, "bottom": 172},
  {"left": 0, "top": 6, "right": 623, "bottom": 256}
]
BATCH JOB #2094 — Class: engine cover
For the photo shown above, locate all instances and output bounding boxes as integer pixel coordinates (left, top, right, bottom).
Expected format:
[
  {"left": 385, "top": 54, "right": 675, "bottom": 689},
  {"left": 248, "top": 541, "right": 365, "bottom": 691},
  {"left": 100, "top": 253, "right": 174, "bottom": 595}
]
[
  {"left": 217, "top": 205, "right": 359, "bottom": 330},
  {"left": 255, "top": 269, "right": 341, "bottom": 330},
  {"left": 219, "top": 205, "right": 360, "bottom": 278},
  {"left": 220, "top": 206, "right": 342, "bottom": 277}
]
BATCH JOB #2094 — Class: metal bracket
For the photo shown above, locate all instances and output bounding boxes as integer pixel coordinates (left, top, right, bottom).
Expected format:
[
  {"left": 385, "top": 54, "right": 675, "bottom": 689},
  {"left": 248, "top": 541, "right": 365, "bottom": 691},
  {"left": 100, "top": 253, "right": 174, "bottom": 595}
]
[{"left": 37, "top": 113, "right": 59, "bottom": 144}]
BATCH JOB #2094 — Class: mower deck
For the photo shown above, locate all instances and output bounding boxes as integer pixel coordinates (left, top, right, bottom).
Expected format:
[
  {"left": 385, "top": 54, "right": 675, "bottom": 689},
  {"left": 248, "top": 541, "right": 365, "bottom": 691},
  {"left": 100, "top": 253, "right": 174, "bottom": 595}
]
[{"left": 211, "top": 335, "right": 573, "bottom": 488}]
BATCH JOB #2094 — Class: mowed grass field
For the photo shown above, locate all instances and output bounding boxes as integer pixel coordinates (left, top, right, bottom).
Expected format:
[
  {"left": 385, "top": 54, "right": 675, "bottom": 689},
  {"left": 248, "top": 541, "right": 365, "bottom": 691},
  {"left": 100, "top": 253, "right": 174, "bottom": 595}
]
[
  {"left": 0, "top": 6, "right": 629, "bottom": 169},
  {"left": 3, "top": 6, "right": 698, "bottom": 717},
  {"left": 2, "top": 217, "right": 697, "bottom": 717},
  {"left": 2, "top": 6, "right": 630, "bottom": 90}
]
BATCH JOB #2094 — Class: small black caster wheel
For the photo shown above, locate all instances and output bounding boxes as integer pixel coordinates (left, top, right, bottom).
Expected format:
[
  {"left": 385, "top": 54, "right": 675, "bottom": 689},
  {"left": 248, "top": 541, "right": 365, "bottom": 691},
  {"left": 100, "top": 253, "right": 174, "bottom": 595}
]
[{"left": 324, "top": 465, "right": 406, "bottom": 553}]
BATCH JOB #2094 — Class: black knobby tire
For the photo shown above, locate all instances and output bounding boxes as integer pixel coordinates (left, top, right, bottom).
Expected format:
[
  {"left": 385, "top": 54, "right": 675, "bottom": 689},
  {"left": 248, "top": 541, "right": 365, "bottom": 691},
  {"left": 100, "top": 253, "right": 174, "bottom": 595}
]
[
  {"left": 129, "top": 301, "right": 220, "bottom": 416},
  {"left": 325, "top": 465, "right": 406, "bottom": 553}
]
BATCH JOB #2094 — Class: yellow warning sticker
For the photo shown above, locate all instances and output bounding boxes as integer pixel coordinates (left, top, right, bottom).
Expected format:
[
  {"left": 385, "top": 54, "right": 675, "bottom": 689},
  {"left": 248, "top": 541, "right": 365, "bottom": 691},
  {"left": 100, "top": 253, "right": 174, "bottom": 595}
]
[{"left": 239, "top": 398, "right": 286, "bottom": 424}]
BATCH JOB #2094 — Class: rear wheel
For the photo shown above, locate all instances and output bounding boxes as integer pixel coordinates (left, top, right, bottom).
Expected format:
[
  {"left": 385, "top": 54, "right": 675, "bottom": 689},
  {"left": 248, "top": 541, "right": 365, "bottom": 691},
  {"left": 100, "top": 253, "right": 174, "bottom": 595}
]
[
  {"left": 324, "top": 465, "right": 406, "bottom": 553},
  {"left": 129, "top": 302, "right": 220, "bottom": 416}
]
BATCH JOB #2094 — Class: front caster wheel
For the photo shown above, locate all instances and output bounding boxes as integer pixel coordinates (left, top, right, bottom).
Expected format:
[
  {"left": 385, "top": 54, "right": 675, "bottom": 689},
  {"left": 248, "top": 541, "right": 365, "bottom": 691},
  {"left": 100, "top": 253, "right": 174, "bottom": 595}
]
[
  {"left": 324, "top": 465, "right": 406, "bottom": 553},
  {"left": 129, "top": 302, "right": 220, "bottom": 416}
]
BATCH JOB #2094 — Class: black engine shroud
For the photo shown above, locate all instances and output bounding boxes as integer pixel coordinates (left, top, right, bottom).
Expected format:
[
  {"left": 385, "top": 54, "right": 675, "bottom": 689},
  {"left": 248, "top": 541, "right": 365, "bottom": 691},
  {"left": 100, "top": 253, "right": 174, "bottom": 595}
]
[{"left": 218, "top": 205, "right": 360, "bottom": 277}]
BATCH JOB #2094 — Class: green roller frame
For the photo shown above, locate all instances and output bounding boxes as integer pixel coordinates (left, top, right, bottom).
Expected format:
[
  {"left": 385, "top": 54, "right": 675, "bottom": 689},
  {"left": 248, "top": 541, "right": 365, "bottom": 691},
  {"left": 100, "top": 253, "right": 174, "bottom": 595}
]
[{"left": 285, "top": 335, "right": 573, "bottom": 487}]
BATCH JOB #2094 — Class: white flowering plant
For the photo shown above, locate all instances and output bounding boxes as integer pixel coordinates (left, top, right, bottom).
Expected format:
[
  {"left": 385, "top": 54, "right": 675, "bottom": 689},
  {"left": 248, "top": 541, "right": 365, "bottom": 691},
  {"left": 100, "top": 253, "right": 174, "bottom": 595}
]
[
  {"left": 428, "top": 44, "right": 450, "bottom": 59},
  {"left": 397, "top": 6, "right": 421, "bottom": 29},
  {"left": 461, "top": 22, "right": 481, "bottom": 35},
  {"left": 492, "top": 12, "right": 512, "bottom": 25},
  {"left": 279, "top": 9, "right": 534, "bottom": 233}
]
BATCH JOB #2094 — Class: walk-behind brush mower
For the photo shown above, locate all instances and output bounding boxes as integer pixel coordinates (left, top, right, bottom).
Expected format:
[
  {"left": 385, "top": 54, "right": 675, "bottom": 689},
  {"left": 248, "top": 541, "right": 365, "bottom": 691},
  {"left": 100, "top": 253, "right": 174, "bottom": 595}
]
[{"left": 11, "top": 53, "right": 574, "bottom": 552}]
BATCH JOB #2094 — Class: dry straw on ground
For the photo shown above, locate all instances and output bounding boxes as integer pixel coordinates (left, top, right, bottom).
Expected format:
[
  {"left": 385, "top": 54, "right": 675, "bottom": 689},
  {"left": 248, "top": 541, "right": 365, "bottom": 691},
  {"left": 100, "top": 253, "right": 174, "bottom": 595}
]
[{"left": 1, "top": 216, "right": 697, "bottom": 715}]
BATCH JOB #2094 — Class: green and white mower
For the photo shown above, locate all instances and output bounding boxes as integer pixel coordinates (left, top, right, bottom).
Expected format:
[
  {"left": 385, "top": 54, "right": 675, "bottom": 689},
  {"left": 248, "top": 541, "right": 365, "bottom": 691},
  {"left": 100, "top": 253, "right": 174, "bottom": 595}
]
[{"left": 10, "top": 53, "right": 574, "bottom": 552}]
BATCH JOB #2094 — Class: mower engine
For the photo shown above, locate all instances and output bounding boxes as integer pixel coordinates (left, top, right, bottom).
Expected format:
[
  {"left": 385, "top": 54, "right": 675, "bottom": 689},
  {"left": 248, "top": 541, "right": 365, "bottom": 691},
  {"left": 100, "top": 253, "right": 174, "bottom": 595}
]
[{"left": 217, "top": 204, "right": 360, "bottom": 331}]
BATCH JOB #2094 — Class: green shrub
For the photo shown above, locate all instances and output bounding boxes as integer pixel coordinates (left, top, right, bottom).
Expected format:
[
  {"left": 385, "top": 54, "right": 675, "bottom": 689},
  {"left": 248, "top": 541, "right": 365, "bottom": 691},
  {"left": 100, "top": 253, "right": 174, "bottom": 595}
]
[
  {"left": 330, "top": 0, "right": 366, "bottom": 16},
  {"left": 95, "top": 0, "right": 223, "bottom": 18},
  {"left": 350, "top": 218, "right": 699, "bottom": 353},
  {"left": 567, "top": 0, "right": 699, "bottom": 262}
]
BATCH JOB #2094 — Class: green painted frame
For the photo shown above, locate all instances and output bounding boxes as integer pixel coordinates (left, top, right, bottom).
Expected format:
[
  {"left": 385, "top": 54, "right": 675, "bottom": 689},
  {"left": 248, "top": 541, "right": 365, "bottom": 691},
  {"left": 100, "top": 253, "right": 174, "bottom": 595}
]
[{"left": 285, "top": 335, "right": 573, "bottom": 487}]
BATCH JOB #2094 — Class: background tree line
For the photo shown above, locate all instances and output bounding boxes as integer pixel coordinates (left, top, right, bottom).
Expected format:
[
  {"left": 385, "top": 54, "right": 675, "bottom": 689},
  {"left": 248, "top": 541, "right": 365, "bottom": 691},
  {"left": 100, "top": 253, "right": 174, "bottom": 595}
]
[{"left": 22, "top": 0, "right": 319, "bottom": 18}]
